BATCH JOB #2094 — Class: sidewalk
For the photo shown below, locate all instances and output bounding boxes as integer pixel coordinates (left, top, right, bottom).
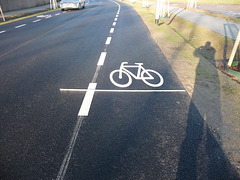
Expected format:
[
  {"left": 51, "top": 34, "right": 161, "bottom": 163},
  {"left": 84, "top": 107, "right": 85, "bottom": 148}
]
[
  {"left": 2, "top": 4, "right": 57, "bottom": 18},
  {"left": 169, "top": 6, "right": 240, "bottom": 40},
  {"left": 139, "top": 2, "right": 240, "bottom": 40}
]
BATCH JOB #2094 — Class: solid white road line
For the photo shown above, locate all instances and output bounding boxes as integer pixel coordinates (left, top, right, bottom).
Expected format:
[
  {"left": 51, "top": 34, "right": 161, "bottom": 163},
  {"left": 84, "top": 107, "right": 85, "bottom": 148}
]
[
  {"left": 0, "top": 30, "right": 6, "bottom": 34},
  {"left": 33, "top": 19, "right": 41, "bottom": 23},
  {"left": 78, "top": 83, "right": 97, "bottom": 116},
  {"left": 113, "top": 22, "right": 116, "bottom": 26},
  {"left": 60, "top": 89, "right": 186, "bottom": 93},
  {"left": 105, "top": 37, "right": 112, "bottom": 45},
  {"left": 97, "top": 52, "right": 107, "bottom": 66},
  {"left": 110, "top": 28, "right": 114, "bottom": 33},
  {"left": 15, "top": 24, "right": 26, "bottom": 28}
]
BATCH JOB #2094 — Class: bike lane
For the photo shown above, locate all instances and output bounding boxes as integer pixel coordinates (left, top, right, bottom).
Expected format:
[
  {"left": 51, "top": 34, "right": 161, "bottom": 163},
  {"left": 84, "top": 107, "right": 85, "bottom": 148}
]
[{"left": 61, "top": 1, "right": 238, "bottom": 179}]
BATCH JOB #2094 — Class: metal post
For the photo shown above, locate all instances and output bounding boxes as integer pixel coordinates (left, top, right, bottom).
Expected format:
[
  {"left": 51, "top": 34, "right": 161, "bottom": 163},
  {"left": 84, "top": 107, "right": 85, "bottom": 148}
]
[
  {"left": 50, "top": 0, "right": 52, "bottom": 9},
  {"left": 53, "top": 0, "right": 56, "bottom": 9},
  {"left": 56, "top": 0, "right": 58, "bottom": 8},
  {"left": 0, "top": 5, "right": 5, "bottom": 22},
  {"left": 54, "top": 0, "right": 58, "bottom": 9},
  {"left": 228, "top": 30, "right": 240, "bottom": 66},
  {"left": 167, "top": 0, "right": 169, "bottom": 17},
  {"left": 155, "top": 0, "right": 160, "bottom": 24}
]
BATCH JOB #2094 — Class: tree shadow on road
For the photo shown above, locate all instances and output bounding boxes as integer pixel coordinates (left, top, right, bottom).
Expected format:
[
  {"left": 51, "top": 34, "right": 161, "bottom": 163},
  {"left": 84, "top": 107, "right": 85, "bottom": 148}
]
[{"left": 176, "top": 42, "right": 240, "bottom": 179}]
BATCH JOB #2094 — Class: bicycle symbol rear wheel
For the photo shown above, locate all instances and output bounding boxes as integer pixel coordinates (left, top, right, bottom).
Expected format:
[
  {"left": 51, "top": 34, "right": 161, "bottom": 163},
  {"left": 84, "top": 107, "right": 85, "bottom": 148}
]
[
  {"left": 141, "top": 69, "right": 164, "bottom": 87},
  {"left": 110, "top": 70, "right": 132, "bottom": 88}
]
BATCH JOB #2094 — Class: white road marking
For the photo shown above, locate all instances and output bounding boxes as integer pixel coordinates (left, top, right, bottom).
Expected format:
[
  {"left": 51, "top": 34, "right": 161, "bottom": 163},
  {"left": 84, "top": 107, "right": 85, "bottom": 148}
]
[
  {"left": 56, "top": 116, "right": 84, "bottom": 180},
  {"left": 78, "top": 83, "right": 97, "bottom": 116},
  {"left": 0, "top": 30, "right": 6, "bottom": 34},
  {"left": 97, "top": 52, "right": 107, "bottom": 66},
  {"left": 55, "top": 13, "right": 60, "bottom": 16},
  {"left": 15, "top": 24, "right": 26, "bottom": 28},
  {"left": 110, "top": 28, "right": 114, "bottom": 33},
  {"left": 116, "top": 15, "right": 118, "bottom": 17},
  {"left": 45, "top": 15, "right": 52, "bottom": 19},
  {"left": 105, "top": 37, "right": 112, "bottom": 45},
  {"left": 57, "top": 1, "right": 121, "bottom": 179},
  {"left": 60, "top": 89, "right": 186, "bottom": 93},
  {"left": 113, "top": 22, "right": 116, "bottom": 26},
  {"left": 33, "top": 19, "right": 41, "bottom": 23},
  {"left": 36, "top": 15, "right": 44, "bottom": 18},
  {"left": 114, "top": 18, "right": 118, "bottom": 21}
]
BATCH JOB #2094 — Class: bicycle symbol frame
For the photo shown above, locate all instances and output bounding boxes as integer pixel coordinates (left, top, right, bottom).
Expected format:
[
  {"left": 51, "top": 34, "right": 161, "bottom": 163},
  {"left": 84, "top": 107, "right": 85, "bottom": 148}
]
[{"left": 109, "top": 62, "right": 164, "bottom": 88}]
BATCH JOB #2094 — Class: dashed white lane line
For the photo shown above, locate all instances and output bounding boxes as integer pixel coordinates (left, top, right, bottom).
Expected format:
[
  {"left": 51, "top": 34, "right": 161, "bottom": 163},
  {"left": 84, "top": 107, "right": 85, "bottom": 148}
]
[
  {"left": 97, "top": 52, "right": 107, "bottom": 66},
  {"left": 55, "top": 13, "right": 60, "bottom": 16},
  {"left": 105, "top": 37, "right": 112, "bottom": 45},
  {"left": 114, "top": 18, "right": 118, "bottom": 21},
  {"left": 33, "top": 19, "right": 41, "bottom": 23},
  {"left": 110, "top": 28, "right": 114, "bottom": 33},
  {"left": 113, "top": 22, "right": 116, "bottom": 26},
  {"left": 116, "top": 14, "right": 118, "bottom": 17},
  {"left": 78, "top": 83, "right": 97, "bottom": 116},
  {"left": 0, "top": 30, "right": 6, "bottom": 34},
  {"left": 15, "top": 24, "right": 26, "bottom": 28},
  {"left": 57, "top": 1, "right": 121, "bottom": 179}
]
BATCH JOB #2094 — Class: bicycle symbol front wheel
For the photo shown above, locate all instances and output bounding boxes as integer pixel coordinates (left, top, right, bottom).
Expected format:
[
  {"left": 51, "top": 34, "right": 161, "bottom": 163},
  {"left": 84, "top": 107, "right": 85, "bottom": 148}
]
[
  {"left": 110, "top": 70, "right": 132, "bottom": 88},
  {"left": 141, "top": 69, "right": 164, "bottom": 87}
]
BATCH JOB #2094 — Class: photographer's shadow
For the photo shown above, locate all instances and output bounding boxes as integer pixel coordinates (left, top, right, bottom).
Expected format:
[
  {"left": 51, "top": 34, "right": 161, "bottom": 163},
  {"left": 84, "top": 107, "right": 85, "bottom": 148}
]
[{"left": 176, "top": 42, "right": 239, "bottom": 179}]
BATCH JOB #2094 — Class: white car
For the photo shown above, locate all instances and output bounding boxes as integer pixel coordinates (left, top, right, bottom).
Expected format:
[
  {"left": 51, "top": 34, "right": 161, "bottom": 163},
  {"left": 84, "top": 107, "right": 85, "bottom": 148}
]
[{"left": 60, "top": 0, "right": 85, "bottom": 11}]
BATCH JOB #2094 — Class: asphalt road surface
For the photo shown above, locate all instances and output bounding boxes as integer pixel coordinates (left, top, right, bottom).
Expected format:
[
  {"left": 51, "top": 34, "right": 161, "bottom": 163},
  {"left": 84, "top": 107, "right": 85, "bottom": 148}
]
[{"left": 0, "top": 0, "right": 239, "bottom": 179}]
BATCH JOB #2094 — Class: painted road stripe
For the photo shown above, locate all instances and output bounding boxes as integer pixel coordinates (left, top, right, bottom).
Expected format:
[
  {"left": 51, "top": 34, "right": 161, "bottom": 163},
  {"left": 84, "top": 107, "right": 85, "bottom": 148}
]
[
  {"left": 78, "top": 83, "right": 97, "bottom": 116},
  {"left": 113, "top": 22, "right": 116, "bottom": 26},
  {"left": 33, "top": 19, "right": 41, "bottom": 23},
  {"left": 55, "top": 13, "right": 60, "bottom": 16},
  {"left": 15, "top": 24, "right": 26, "bottom": 28},
  {"left": 105, "top": 37, "right": 112, "bottom": 45},
  {"left": 0, "top": 30, "right": 6, "bottom": 34},
  {"left": 110, "top": 28, "right": 114, "bottom": 33},
  {"left": 56, "top": 116, "right": 84, "bottom": 180},
  {"left": 116, "top": 15, "right": 118, "bottom": 17},
  {"left": 60, "top": 89, "right": 186, "bottom": 93},
  {"left": 97, "top": 52, "right": 107, "bottom": 66},
  {"left": 114, "top": 18, "right": 118, "bottom": 21}
]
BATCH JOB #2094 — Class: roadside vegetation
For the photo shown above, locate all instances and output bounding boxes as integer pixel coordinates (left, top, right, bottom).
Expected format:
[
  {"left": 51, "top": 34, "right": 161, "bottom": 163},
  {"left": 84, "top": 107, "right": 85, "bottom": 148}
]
[
  {"left": 122, "top": 0, "right": 240, "bottom": 172},
  {"left": 130, "top": 2, "right": 239, "bottom": 68}
]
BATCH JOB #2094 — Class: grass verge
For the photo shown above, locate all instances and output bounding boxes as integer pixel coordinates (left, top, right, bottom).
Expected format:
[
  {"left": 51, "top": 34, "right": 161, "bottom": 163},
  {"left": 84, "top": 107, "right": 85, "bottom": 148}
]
[{"left": 122, "top": 0, "right": 240, "bottom": 172}]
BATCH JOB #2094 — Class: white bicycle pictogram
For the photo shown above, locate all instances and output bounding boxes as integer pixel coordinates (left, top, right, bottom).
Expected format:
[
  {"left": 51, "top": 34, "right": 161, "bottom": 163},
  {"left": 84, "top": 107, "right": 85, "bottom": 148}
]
[{"left": 109, "top": 62, "right": 164, "bottom": 88}]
